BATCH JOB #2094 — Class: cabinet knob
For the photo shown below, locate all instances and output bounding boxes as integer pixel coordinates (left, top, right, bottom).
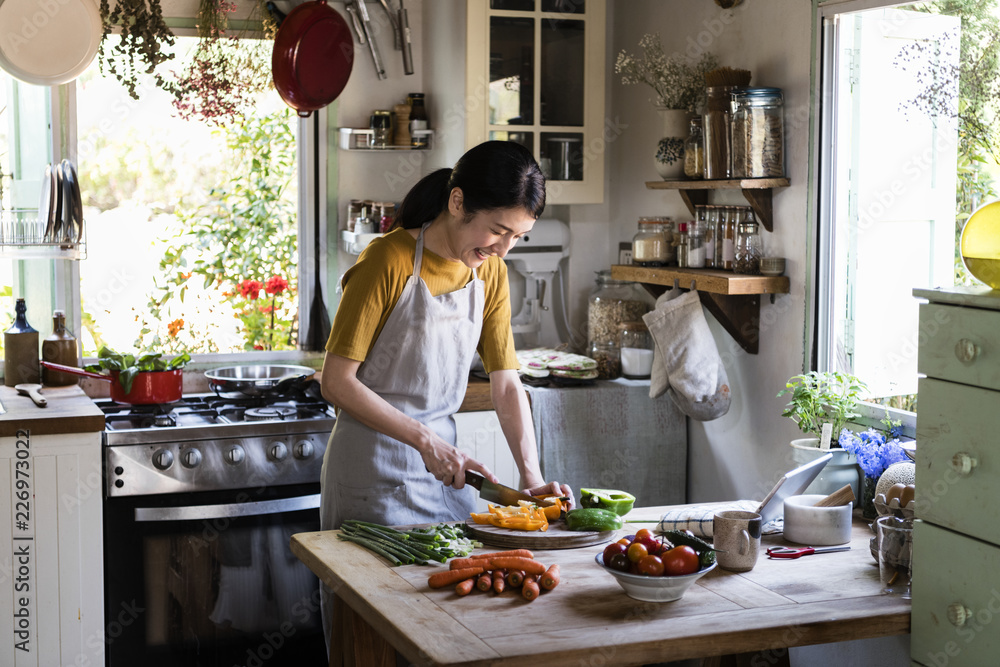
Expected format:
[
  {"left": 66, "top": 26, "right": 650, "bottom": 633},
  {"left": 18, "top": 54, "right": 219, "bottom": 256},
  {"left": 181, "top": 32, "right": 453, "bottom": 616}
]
[
  {"left": 947, "top": 603, "right": 973, "bottom": 627},
  {"left": 950, "top": 452, "right": 978, "bottom": 476},
  {"left": 954, "top": 338, "right": 980, "bottom": 364}
]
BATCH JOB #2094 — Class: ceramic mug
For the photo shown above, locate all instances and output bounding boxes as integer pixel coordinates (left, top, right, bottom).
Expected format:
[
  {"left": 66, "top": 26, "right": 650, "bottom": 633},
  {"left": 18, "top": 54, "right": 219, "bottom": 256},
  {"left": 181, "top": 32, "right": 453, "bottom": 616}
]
[{"left": 713, "top": 510, "right": 762, "bottom": 572}]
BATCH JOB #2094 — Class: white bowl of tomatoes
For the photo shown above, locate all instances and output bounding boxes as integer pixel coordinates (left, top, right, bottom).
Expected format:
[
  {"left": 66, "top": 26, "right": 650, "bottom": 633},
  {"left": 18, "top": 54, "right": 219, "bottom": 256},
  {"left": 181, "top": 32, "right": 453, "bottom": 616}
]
[{"left": 595, "top": 529, "right": 717, "bottom": 602}]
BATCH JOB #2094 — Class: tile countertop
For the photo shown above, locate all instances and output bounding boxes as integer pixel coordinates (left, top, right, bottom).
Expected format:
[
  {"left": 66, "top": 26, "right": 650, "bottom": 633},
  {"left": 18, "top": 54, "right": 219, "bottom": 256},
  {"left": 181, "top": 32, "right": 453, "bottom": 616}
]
[{"left": 0, "top": 384, "right": 105, "bottom": 437}]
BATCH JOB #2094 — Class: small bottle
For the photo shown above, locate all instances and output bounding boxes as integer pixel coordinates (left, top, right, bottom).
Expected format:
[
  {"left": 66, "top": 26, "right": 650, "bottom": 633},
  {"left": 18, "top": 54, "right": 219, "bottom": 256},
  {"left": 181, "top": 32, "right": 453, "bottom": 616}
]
[
  {"left": 408, "top": 93, "right": 429, "bottom": 147},
  {"left": 42, "top": 310, "right": 80, "bottom": 386},
  {"left": 721, "top": 207, "right": 738, "bottom": 270},
  {"left": 4, "top": 298, "right": 39, "bottom": 387},
  {"left": 378, "top": 202, "right": 396, "bottom": 234},
  {"left": 676, "top": 222, "right": 690, "bottom": 268},
  {"left": 688, "top": 219, "right": 706, "bottom": 269},
  {"left": 683, "top": 116, "right": 704, "bottom": 179},
  {"left": 703, "top": 205, "right": 717, "bottom": 268}
]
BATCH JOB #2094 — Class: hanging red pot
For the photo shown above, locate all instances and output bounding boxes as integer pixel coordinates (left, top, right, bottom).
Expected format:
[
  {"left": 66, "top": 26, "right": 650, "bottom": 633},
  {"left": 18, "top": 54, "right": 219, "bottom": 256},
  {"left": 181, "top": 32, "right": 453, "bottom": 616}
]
[{"left": 272, "top": 0, "right": 355, "bottom": 118}]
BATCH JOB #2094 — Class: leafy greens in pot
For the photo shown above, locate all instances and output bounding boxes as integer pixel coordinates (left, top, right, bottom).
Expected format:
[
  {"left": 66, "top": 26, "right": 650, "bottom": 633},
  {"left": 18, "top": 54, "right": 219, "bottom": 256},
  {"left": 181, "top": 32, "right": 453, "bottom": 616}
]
[{"left": 85, "top": 346, "right": 191, "bottom": 393}]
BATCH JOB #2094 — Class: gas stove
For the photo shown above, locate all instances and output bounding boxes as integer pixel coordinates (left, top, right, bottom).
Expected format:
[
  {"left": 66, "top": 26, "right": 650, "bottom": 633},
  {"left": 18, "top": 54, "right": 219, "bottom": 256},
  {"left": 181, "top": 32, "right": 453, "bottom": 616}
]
[{"left": 101, "top": 386, "right": 335, "bottom": 497}]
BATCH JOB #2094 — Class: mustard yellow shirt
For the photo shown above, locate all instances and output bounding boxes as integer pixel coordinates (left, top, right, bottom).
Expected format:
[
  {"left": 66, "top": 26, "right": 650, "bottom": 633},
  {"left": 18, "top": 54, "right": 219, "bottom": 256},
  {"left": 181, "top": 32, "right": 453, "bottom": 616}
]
[{"left": 326, "top": 228, "right": 519, "bottom": 373}]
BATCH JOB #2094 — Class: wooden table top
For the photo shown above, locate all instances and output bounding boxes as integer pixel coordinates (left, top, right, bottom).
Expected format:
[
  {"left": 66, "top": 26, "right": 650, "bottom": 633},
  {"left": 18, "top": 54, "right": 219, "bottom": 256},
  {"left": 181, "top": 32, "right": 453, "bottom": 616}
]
[{"left": 291, "top": 507, "right": 910, "bottom": 666}]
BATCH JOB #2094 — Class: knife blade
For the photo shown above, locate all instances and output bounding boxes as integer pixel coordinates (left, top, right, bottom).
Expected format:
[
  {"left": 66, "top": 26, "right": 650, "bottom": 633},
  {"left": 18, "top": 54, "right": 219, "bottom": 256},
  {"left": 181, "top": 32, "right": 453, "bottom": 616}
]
[{"left": 464, "top": 471, "right": 539, "bottom": 507}]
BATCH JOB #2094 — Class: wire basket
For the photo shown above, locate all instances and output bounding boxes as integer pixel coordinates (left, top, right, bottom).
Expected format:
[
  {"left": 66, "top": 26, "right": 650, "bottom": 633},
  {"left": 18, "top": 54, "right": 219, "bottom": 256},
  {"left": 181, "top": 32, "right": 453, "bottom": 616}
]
[{"left": 0, "top": 209, "right": 87, "bottom": 259}]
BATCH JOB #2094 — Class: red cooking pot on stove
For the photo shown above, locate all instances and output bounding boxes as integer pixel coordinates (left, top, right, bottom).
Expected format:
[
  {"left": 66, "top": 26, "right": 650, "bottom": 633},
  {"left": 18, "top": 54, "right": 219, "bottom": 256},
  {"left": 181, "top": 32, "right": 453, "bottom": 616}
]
[
  {"left": 272, "top": 0, "right": 354, "bottom": 117},
  {"left": 40, "top": 361, "right": 183, "bottom": 404}
]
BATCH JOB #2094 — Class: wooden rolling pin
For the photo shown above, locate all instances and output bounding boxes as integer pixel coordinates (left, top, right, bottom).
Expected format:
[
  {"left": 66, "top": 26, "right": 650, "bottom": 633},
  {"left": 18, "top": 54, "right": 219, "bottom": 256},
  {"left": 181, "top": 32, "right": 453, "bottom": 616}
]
[{"left": 813, "top": 484, "right": 855, "bottom": 507}]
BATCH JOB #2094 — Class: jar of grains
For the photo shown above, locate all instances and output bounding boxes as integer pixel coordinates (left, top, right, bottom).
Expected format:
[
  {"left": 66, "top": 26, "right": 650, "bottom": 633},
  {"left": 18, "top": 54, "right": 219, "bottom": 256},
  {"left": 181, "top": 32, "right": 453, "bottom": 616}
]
[
  {"left": 587, "top": 271, "right": 655, "bottom": 351},
  {"left": 731, "top": 88, "right": 784, "bottom": 178},
  {"left": 631, "top": 217, "right": 674, "bottom": 267},
  {"left": 588, "top": 340, "right": 621, "bottom": 380}
]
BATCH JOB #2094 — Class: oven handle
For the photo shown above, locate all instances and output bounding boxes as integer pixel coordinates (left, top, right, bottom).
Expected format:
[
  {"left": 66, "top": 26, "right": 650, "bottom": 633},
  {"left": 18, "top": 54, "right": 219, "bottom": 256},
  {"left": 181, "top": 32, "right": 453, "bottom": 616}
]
[{"left": 133, "top": 493, "right": 321, "bottom": 522}]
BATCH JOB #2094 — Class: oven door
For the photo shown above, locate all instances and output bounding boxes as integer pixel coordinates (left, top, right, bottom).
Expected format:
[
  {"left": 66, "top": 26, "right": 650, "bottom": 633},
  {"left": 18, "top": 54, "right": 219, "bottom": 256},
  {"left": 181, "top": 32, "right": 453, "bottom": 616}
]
[{"left": 103, "top": 484, "right": 327, "bottom": 667}]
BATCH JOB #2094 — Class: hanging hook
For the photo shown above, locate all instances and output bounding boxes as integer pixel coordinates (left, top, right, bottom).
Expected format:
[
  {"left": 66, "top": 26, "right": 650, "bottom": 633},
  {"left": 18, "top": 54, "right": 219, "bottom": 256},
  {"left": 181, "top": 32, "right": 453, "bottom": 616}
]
[{"left": 672, "top": 278, "right": 681, "bottom": 291}]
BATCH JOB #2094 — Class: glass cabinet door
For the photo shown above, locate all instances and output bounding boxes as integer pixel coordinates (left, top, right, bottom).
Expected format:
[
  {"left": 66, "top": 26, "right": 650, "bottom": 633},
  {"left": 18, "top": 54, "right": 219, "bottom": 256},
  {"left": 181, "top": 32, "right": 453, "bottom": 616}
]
[{"left": 467, "top": 0, "right": 605, "bottom": 204}]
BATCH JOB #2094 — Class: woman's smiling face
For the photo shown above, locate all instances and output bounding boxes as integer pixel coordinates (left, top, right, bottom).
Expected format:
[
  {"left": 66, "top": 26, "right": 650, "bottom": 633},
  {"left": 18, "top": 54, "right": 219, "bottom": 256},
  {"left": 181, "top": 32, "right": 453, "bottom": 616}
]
[{"left": 454, "top": 206, "right": 536, "bottom": 268}]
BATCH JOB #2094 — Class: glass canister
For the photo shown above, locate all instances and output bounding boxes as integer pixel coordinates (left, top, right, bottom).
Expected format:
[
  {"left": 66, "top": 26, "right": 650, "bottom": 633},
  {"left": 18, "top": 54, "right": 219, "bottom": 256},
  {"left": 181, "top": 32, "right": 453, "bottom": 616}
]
[
  {"left": 683, "top": 116, "right": 704, "bottom": 180},
  {"left": 587, "top": 270, "right": 655, "bottom": 350},
  {"left": 734, "top": 216, "right": 763, "bottom": 274},
  {"left": 588, "top": 340, "right": 621, "bottom": 380},
  {"left": 703, "top": 85, "right": 741, "bottom": 179},
  {"left": 618, "top": 320, "right": 654, "bottom": 380},
  {"left": 370, "top": 110, "right": 393, "bottom": 148},
  {"left": 687, "top": 219, "right": 706, "bottom": 268},
  {"left": 732, "top": 88, "right": 784, "bottom": 178},
  {"left": 632, "top": 217, "right": 673, "bottom": 267}
]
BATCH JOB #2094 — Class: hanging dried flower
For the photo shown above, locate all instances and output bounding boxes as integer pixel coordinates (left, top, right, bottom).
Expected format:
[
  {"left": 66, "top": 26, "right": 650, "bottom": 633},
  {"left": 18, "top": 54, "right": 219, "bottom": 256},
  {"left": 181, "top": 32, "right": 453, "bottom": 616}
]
[
  {"left": 98, "top": 0, "right": 177, "bottom": 99},
  {"left": 615, "top": 33, "right": 718, "bottom": 113}
]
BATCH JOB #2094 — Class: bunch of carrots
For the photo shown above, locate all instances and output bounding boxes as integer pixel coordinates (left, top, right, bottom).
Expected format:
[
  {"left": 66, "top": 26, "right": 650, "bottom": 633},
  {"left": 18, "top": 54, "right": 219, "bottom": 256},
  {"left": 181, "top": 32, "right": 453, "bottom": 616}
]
[{"left": 427, "top": 549, "right": 560, "bottom": 601}]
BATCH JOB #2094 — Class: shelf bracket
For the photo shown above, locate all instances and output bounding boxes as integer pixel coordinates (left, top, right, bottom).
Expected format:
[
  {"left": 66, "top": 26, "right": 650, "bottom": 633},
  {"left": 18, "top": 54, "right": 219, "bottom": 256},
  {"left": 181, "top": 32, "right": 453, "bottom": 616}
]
[
  {"left": 677, "top": 190, "right": 707, "bottom": 219},
  {"left": 637, "top": 282, "right": 763, "bottom": 355},
  {"left": 741, "top": 188, "right": 774, "bottom": 232}
]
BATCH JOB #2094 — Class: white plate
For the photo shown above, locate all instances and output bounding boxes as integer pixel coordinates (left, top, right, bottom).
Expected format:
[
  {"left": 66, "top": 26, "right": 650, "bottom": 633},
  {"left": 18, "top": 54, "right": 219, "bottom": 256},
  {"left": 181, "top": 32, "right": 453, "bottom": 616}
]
[{"left": 0, "top": 0, "right": 102, "bottom": 85}]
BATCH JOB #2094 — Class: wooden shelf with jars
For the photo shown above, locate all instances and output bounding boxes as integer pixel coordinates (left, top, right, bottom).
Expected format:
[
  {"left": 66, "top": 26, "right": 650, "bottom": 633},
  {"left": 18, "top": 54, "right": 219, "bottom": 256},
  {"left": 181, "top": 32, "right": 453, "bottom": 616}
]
[
  {"left": 645, "top": 177, "right": 790, "bottom": 232},
  {"left": 610, "top": 264, "right": 790, "bottom": 355}
]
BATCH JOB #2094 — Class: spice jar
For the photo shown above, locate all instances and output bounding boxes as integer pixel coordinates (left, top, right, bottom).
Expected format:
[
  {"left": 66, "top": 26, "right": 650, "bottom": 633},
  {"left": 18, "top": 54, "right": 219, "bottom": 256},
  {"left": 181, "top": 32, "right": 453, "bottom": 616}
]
[
  {"left": 587, "top": 270, "right": 655, "bottom": 350},
  {"left": 588, "top": 340, "right": 621, "bottom": 380},
  {"left": 618, "top": 321, "right": 654, "bottom": 380},
  {"left": 703, "top": 85, "right": 741, "bottom": 179},
  {"left": 687, "top": 219, "right": 706, "bottom": 269},
  {"left": 732, "top": 88, "right": 784, "bottom": 178},
  {"left": 370, "top": 110, "right": 393, "bottom": 148},
  {"left": 631, "top": 217, "right": 672, "bottom": 267},
  {"left": 734, "top": 215, "right": 763, "bottom": 275},
  {"left": 683, "top": 116, "right": 704, "bottom": 180},
  {"left": 702, "top": 205, "right": 717, "bottom": 269},
  {"left": 408, "top": 93, "right": 429, "bottom": 147},
  {"left": 676, "top": 222, "right": 689, "bottom": 268},
  {"left": 719, "top": 206, "right": 739, "bottom": 271}
]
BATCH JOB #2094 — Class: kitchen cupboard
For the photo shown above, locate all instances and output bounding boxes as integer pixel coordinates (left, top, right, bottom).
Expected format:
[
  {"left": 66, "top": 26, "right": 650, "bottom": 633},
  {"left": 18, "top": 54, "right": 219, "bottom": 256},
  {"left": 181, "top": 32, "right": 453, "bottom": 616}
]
[
  {"left": 910, "top": 286, "right": 1000, "bottom": 666},
  {"left": 0, "top": 403, "right": 104, "bottom": 667},
  {"left": 465, "top": 0, "right": 606, "bottom": 204}
]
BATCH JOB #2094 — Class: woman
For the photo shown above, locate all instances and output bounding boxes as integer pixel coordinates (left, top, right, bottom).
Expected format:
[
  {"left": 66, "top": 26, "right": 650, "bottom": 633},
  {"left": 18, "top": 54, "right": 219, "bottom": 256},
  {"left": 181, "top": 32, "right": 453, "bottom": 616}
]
[{"left": 319, "top": 139, "right": 572, "bottom": 533}]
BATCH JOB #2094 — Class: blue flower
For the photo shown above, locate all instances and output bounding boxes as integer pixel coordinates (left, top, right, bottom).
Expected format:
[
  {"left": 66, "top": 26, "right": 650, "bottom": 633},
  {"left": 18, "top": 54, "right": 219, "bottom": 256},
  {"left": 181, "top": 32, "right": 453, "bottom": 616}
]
[{"left": 838, "top": 427, "right": 908, "bottom": 479}]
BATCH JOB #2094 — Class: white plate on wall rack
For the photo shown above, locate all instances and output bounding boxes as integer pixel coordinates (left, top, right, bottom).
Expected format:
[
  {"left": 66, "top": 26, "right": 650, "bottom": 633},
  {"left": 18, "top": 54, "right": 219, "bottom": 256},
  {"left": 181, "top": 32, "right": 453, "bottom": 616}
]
[{"left": 0, "top": 0, "right": 102, "bottom": 85}]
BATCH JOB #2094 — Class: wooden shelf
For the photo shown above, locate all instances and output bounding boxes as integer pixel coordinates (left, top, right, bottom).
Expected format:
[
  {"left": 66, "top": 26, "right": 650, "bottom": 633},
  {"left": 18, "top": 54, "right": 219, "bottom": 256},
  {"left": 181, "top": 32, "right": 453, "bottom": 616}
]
[
  {"left": 611, "top": 265, "right": 790, "bottom": 355},
  {"left": 645, "top": 177, "right": 790, "bottom": 232}
]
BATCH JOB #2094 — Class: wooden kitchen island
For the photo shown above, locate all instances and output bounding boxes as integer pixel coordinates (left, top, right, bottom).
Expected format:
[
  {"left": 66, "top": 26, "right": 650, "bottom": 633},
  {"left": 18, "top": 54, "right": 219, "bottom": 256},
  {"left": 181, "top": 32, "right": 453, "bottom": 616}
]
[{"left": 291, "top": 507, "right": 910, "bottom": 667}]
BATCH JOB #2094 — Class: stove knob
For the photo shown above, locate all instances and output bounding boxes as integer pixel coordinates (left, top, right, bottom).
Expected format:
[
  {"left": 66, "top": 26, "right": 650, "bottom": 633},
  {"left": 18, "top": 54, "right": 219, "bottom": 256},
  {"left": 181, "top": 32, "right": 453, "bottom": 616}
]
[
  {"left": 181, "top": 448, "right": 202, "bottom": 468},
  {"left": 268, "top": 441, "right": 288, "bottom": 462},
  {"left": 152, "top": 449, "right": 174, "bottom": 470},
  {"left": 225, "top": 445, "right": 246, "bottom": 465},
  {"left": 293, "top": 440, "right": 314, "bottom": 460}
]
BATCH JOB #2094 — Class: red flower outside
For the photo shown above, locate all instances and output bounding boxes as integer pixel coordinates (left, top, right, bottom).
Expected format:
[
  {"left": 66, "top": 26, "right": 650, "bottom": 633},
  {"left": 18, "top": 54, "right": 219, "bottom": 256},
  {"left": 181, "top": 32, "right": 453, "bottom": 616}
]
[
  {"left": 239, "top": 279, "right": 263, "bottom": 300},
  {"left": 265, "top": 275, "right": 289, "bottom": 296}
]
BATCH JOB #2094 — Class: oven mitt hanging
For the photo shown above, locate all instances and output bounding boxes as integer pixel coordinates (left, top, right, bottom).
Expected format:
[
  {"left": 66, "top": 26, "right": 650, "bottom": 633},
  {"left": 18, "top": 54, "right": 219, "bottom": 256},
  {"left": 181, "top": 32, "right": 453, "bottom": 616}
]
[{"left": 642, "top": 289, "right": 731, "bottom": 421}]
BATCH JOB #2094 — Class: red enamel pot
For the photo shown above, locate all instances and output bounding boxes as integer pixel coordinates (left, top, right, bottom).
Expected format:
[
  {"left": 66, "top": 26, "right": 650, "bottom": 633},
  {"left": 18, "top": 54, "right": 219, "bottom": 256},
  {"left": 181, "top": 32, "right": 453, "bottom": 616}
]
[
  {"left": 272, "top": 0, "right": 354, "bottom": 118},
  {"left": 39, "top": 361, "right": 184, "bottom": 404}
]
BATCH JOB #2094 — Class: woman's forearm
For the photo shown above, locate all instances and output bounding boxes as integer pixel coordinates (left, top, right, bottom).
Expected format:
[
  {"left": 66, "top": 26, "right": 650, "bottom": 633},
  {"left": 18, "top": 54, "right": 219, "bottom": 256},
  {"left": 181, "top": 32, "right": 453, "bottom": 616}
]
[{"left": 490, "top": 369, "right": 544, "bottom": 488}]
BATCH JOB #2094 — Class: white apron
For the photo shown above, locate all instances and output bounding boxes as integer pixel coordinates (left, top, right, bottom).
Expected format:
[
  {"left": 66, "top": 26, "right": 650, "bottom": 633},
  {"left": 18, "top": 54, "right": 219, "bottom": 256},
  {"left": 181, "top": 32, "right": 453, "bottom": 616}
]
[{"left": 320, "top": 223, "right": 485, "bottom": 531}]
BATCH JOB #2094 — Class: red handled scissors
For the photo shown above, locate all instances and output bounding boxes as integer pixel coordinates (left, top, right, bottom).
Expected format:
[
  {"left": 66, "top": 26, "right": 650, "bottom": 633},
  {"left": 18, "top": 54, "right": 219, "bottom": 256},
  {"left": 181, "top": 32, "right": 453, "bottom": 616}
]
[{"left": 766, "top": 546, "right": 851, "bottom": 559}]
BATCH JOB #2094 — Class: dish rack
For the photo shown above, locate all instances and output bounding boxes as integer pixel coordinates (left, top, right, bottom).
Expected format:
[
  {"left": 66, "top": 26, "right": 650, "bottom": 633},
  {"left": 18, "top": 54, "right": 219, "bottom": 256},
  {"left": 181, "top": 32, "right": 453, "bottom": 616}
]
[{"left": 0, "top": 209, "right": 87, "bottom": 260}]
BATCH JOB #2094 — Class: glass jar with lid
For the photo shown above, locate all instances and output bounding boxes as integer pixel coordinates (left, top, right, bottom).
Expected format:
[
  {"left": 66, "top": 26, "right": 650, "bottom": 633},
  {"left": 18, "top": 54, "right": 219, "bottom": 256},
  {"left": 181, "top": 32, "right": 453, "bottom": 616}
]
[
  {"left": 588, "top": 340, "right": 621, "bottom": 380},
  {"left": 618, "top": 320, "right": 654, "bottom": 379},
  {"left": 587, "top": 270, "right": 655, "bottom": 350},
  {"left": 703, "top": 85, "right": 742, "bottom": 179},
  {"left": 631, "top": 217, "right": 673, "bottom": 267},
  {"left": 683, "top": 117, "right": 704, "bottom": 180},
  {"left": 734, "top": 215, "right": 763, "bottom": 274},
  {"left": 731, "top": 88, "right": 784, "bottom": 178}
]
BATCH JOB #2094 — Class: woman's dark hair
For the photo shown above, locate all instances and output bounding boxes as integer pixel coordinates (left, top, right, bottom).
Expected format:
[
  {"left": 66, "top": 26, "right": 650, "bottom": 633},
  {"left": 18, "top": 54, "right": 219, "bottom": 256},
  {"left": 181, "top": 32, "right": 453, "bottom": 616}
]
[{"left": 391, "top": 140, "right": 545, "bottom": 230}]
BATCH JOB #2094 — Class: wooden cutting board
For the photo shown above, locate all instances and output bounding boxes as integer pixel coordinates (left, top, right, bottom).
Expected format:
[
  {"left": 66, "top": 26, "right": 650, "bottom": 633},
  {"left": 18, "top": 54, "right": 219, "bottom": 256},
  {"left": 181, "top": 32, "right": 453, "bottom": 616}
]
[{"left": 465, "top": 518, "right": 618, "bottom": 549}]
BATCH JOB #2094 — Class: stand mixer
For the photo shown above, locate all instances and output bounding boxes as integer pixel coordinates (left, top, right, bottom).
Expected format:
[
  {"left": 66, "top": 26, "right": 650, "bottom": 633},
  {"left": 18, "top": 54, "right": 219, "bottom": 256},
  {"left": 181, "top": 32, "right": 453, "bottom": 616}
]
[{"left": 503, "top": 219, "right": 572, "bottom": 349}]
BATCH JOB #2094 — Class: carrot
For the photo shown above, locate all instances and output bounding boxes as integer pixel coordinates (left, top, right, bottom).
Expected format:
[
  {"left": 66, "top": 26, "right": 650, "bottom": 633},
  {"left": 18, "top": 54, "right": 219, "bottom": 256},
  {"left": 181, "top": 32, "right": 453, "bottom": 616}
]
[
  {"left": 449, "top": 557, "right": 491, "bottom": 570},
  {"left": 476, "top": 549, "right": 534, "bottom": 560},
  {"left": 540, "top": 564, "right": 560, "bottom": 591},
  {"left": 507, "top": 570, "right": 525, "bottom": 588},
  {"left": 428, "top": 566, "right": 485, "bottom": 589},
  {"left": 476, "top": 571, "right": 493, "bottom": 592},
  {"left": 489, "top": 557, "right": 546, "bottom": 576},
  {"left": 455, "top": 578, "right": 475, "bottom": 596},
  {"left": 493, "top": 569, "right": 506, "bottom": 594},
  {"left": 522, "top": 575, "right": 540, "bottom": 601}
]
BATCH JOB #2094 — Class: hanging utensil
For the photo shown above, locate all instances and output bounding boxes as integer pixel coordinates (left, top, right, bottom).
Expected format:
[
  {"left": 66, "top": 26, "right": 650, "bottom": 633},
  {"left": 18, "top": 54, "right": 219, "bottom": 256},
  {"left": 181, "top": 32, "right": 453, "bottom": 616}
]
[
  {"left": 347, "top": 0, "right": 387, "bottom": 80},
  {"left": 377, "top": 0, "right": 401, "bottom": 50},
  {"left": 306, "top": 114, "right": 332, "bottom": 351},
  {"left": 398, "top": 0, "right": 414, "bottom": 75}
]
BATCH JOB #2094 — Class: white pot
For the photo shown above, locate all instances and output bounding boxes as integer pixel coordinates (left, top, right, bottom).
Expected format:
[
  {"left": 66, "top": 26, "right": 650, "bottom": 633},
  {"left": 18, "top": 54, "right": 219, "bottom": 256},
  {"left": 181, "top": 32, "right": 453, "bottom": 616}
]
[
  {"left": 789, "top": 439, "right": 861, "bottom": 500},
  {"left": 654, "top": 107, "right": 689, "bottom": 180}
]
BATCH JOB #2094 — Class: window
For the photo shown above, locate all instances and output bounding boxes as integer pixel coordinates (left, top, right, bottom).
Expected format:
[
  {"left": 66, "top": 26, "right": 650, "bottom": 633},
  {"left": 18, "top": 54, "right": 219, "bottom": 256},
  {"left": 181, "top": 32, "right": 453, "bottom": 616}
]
[{"left": 816, "top": 0, "right": 997, "bottom": 412}]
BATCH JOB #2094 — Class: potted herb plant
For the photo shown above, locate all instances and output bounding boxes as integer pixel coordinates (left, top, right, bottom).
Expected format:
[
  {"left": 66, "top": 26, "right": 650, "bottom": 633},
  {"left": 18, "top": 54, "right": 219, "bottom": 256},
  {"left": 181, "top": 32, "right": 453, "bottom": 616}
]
[{"left": 777, "top": 371, "right": 868, "bottom": 498}]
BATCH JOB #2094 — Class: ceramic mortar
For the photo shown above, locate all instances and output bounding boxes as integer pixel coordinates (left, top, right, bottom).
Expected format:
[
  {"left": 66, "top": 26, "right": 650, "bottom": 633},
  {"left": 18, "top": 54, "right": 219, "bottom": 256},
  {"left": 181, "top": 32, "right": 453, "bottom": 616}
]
[{"left": 783, "top": 494, "right": 852, "bottom": 546}]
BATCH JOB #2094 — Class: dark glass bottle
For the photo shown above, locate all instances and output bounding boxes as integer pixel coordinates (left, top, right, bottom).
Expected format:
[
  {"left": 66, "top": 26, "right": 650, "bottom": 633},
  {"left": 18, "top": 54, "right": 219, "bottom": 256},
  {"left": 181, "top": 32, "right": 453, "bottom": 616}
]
[
  {"left": 408, "top": 93, "right": 429, "bottom": 147},
  {"left": 4, "top": 298, "right": 40, "bottom": 386}
]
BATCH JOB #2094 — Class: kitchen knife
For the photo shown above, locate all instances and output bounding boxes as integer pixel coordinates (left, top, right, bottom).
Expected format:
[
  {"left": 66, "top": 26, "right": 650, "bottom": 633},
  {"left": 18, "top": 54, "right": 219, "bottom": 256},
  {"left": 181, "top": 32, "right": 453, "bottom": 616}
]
[{"left": 464, "top": 471, "right": 539, "bottom": 506}]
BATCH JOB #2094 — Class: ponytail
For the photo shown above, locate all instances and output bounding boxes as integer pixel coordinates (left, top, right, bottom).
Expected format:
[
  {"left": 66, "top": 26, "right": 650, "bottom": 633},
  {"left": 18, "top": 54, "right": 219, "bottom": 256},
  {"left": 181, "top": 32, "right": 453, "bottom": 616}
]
[{"left": 391, "top": 141, "right": 545, "bottom": 231}]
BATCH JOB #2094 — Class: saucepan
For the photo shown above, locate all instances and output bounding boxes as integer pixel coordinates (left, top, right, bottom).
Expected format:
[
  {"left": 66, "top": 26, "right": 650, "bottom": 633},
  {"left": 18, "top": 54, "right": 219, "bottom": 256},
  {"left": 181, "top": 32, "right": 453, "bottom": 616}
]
[
  {"left": 39, "top": 361, "right": 184, "bottom": 404},
  {"left": 272, "top": 0, "right": 354, "bottom": 117},
  {"left": 204, "top": 365, "right": 317, "bottom": 398}
]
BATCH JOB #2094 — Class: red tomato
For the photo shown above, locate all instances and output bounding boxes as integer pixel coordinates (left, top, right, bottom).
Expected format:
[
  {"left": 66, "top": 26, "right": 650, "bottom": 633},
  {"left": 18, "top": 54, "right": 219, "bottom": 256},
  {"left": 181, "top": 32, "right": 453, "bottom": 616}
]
[
  {"left": 626, "top": 541, "right": 649, "bottom": 563},
  {"left": 637, "top": 554, "right": 665, "bottom": 577},
  {"left": 662, "top": 545, "right": 700, "bottom": 576},
  {"left": 634, "top": 528, "right": 654, "bottom": 541},
  {"left": 636, "top": 535, "right": 660, "bottom": 554},
  {"left": 609, "top": 552, "right": 630, "bottom": 573},
  {"left": 603, "top": 542, "right": 627, "bottom": 566}
]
